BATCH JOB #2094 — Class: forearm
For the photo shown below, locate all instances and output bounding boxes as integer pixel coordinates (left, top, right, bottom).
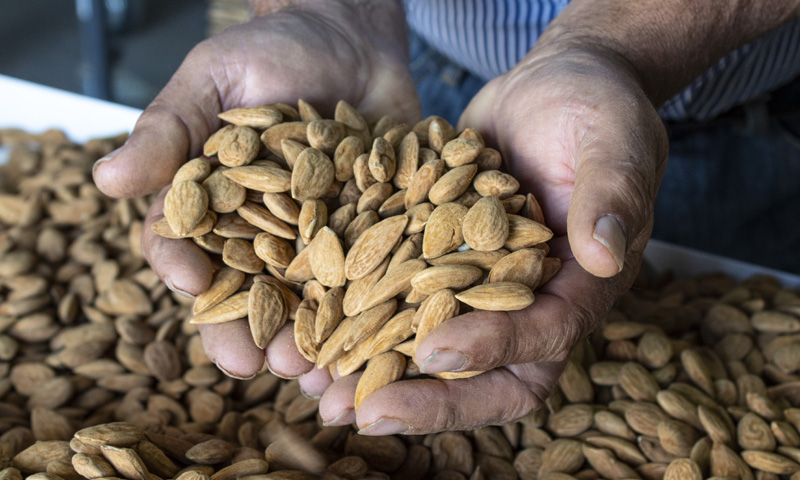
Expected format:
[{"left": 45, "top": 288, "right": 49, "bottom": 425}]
[
  {"left": 534, "top": 0, "right": 800, "bottom": 105},
  {"left": 249, "top": 0, "right": 409, "bottom": 63}
]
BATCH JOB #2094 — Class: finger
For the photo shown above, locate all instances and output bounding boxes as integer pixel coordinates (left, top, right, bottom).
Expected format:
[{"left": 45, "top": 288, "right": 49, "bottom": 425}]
[
  {"left": 416, "top": 251, "right": 616, "bottom": 375},
  {"left": 567, "top": 104, "right": 667, "bottom": 278},
  {"left": 318, "top": 372, "right": 362, "bottom": 427},
  {"left": 298, "top": 365, "right": 333, "bottom": 399},
  {"left": 93, "top": 42, "right": 222, "bottom": 198},
  {"left": 198, "top": 320, "right": 265, "bottom": 379},
  {"left": 265, "top": 324, "right": 314, "bottom": 379},
  {"left": 456, "top": 77, "right": 502, "bottom": 144},
  {"left": 142, "top": 187, "right": 214, "bottom": 297},
  {"left": 355, "top": 363, "right": 562, "bottom": 435}
]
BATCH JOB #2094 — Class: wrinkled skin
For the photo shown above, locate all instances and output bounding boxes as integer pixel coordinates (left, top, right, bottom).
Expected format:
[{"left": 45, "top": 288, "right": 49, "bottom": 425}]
[{"left": 94, "top": 7, "right": 667, "bottom": 434}]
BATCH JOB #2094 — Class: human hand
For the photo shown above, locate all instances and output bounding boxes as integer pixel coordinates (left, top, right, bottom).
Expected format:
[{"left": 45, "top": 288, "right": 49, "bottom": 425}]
[
  {"left": 317, "top": 44, "right": 669, "bottom": 435},
  {"left": 93, "top": 0, "right": 420, "bottom": 380}
]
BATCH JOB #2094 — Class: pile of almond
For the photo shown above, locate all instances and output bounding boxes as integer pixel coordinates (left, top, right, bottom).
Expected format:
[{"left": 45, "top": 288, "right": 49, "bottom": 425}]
[
  {"left": 152, "top": 100, "right": 559, "bottom": 401},
  {"left": 5, "top": 117, "right": 800, "bottom": 480}
]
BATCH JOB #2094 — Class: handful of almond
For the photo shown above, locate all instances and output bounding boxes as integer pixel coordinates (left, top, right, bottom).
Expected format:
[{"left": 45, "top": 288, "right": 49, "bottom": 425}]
[{"left": 153, "top": 100, "right": 559, "bottom": 401}]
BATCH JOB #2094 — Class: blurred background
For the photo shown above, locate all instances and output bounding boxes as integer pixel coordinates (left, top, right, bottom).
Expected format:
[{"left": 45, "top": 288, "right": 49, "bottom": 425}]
[{"left": 0, "top": 0, "right": 250, "bottom": 109}]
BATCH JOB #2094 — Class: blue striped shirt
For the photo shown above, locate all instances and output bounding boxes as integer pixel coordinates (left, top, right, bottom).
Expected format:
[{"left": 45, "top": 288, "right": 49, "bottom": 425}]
[{"left": 405, "top": 0, "right": 800, "bottom": 121}]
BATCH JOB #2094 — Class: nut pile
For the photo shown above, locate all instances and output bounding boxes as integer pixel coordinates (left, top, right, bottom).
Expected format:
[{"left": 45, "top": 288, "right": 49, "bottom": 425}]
[
  {"left": 4, "top": 122, "right": 800, "bottom": 480},
  {"left": 153, "top": 100, "right": 560, "bottom": 398}
]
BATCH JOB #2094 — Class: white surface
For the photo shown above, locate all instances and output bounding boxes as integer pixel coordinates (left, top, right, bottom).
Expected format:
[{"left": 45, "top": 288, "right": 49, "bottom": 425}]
[
  {"left": 0, "top": 74, "right": 142, "bottom": 143},
  {"left": 2, "top": 77, "right": 800, "bottom": 287}
]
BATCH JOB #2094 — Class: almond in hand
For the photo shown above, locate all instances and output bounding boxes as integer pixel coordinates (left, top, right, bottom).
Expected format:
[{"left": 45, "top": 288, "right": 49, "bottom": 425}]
[
  {"left": 455, "top": 282, "right": 534, "bottom": 311},
  {"left": 462, "top": 195, "right": 509, "bottom": 251},
  {"left": 163, "top": 181, "right": 209, "bottom": 237}
]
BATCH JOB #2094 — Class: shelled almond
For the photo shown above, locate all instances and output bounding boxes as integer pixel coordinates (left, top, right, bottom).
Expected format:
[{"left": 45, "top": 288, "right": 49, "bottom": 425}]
[
  {"left": 152, "top": 100, "right": 559, "bottom": 397},
  {"left": 6, "top": 113, "right": 800, "bottom": 480}
]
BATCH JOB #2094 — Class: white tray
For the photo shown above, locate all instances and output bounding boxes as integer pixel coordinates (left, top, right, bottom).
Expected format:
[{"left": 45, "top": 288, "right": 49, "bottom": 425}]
[{"left": 2, "top": 74, "right": 799, "bottom": 288}]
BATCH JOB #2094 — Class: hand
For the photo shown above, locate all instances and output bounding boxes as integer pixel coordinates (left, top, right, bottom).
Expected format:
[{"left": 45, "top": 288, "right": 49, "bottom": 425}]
[
  {"left": 318, "top": 44, "right": 668, "bottom": 434},
  {"left": 93, "top": 0, "right": 420, "bottom": 381}
]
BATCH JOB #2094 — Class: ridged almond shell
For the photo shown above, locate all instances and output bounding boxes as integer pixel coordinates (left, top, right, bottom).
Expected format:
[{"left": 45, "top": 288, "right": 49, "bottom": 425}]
[
  {"left": 202, "top": 168, "right": 246, "bottom": 213},
  {"left": 393, "top": 131, "right": 419, "bottom": 189},
  {"left": 307, "top": 119, "right": 347, "bottom": 155},
  {"left": 487, "top": 248, "right": 544, "bottom": 290},
  {"left": 221, "top": 238, "right": 264, "bottom": 274},
  {"left": 262, "top": 192, "right": 300, "bottom": 225},
  {"left": 473, "top": 170, "right": 520, "bottom": 199},
  {"left": 368, "top": 137, "right": 396, "bottom": 183},
  {"left": 314, "top": 287, "right": 344, "bottom": 344},
  {"left": 253, "top": 232, "right": 295, "bottom": 269},
  {"left": 298, "top": 199, "right": 327, "bottom": 245},
  {"left": 203, "top": 125, "right": 234, "bottom": 157},
  {"left": 441, "top": 138, "right": 482, "bottom": 168},
  {"left": 342, "top": 257, "right": 390, "bottom": 317}
]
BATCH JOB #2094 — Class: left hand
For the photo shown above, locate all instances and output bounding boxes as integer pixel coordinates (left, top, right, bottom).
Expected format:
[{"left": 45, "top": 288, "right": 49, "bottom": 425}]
[{"left": 317, "top": 43, "right": 669, "bottom": 434}]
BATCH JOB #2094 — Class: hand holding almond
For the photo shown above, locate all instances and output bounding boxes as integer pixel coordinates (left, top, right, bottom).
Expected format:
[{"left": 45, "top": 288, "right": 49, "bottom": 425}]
[
  {"left": 92, "top": 0, "right": 420, "bottom": 380},
  {"left": 328, "top": 45, "right": 669, "bottom": 434}
]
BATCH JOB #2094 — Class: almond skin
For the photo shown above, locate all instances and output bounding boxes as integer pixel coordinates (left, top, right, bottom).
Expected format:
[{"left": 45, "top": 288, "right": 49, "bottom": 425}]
[{"left": 462, "top": 195, "right": 509, "bottom": 251}]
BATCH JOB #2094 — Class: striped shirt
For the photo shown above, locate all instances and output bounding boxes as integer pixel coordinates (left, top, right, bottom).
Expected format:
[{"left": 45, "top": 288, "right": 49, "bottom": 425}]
[{"left": 405, "top": 0, "right": 800, "bottom": 122}]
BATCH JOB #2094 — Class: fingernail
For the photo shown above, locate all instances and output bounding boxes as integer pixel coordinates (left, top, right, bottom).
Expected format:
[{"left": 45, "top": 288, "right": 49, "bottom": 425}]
[
  {"left": 92, "top": 147, "right": 121, "bottom": 177},
  {"left": 419, "top": 349, "right": 468, "bottom": 374},
  {"left": 358, "top": 417, "right": 409, "bottom": 436},
  {"left": 216, "top": 362, "right": 256, "bottom": 381},
  {"left": 322, "top": 409, "right": 353, "bottom": 427},
  {"left": 266, "top": 361, "right": 299, "bottom": 380},
  {"left": 300, "top": 388, "right": 321, "bottom": 400},
  {"left": 592, "top": 215, "right": 626, "bottom": 273},
  {"left": 164, "top": 276, "right": 195, "bottom": 299}
]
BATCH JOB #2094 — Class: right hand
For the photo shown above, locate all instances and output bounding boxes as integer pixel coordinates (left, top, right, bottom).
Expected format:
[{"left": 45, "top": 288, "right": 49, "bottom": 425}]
[{"left": 93, "top": 0, "right": 420, "bottom": 382}]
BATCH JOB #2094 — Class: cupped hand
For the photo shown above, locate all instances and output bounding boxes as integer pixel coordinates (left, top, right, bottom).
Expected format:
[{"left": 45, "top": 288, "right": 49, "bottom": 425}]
[
  {"left": 93, "top": 1, "right": 421, "bottom": 380},
  {"left": 318, "top": 45, "right": 669, "bottom": 434}
]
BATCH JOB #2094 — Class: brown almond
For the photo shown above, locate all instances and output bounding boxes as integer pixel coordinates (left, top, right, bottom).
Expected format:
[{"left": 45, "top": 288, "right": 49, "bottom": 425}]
[
  {"left": 308, "top": 227, "right": 346, "bottom": 288},
  {"left": 422, "top": 202, "right": 468, "bottom": 259},
  {"left": 368, "top": 137, "right": 396, "bottom": 183},
  {"left": 190, "top": 291, "right": 249, "bottom": 325},
  {"left": 248, "top": 282, "right": 286, "bottom": 349},
  {"left": 344, "top": 215, "right": 408, "bottom": 280},
  {"left": 163, "top": 181, "right": 209, "bottom": 237},
  {"left": 393, "top": 131, "right": 419, "bottom": 189},
  {"left": 221, "top": 238, "right": 264, "bottom": 273},
  {"left": 218, "top": 106, "right": 282, "bottom": 128},
  {"left": 173, "top": 157, "right": 212, "bottom": 184},
  {"left": 360, "top": 259, "right": 427, "bottom": 312},
  {"left": 428, "top": 164, "right": 478, "bottom": 205},
  {"left": 473, "top": 170, "right": 520, "bottom": 199},
  {"left": 298, "top": 199, "right": 327, "bottom": 245},
  {"left": 487, "top": 248, "right": 545, "bottom": 290},
  {"left": 253, "top": 232, "right": 296, "bottom": 268},
  {"left": 455, "top": 282, "right": 534, "bottom": 311},
  {"left": 204, "top": 124, "right": 234, "bottom": 156},
  {"left": 342, "top": 256, "right": 390, "bottom": 317},
  {"left": 354, "top": 351, "right": 406, "bottom": 411},
  {"left": 291, "top": 147, "right": 335, "bottom": 201},
  {"left": 357, "top": 182, "right": 394, "bottom": 214},
  {"left": 218, "top": 126, "right": 261, "bottom": 167},
  {"left": 333, "top": 135, "right": 365, "bottom": 182},
  {"left": 202, "top": 168, "right": 246, "bottom": 213},
  {"left": 428, "top": 117, "right": 455, "bottom": 154},
  {"left": 410, "top": 265, "right": 483, "bottom": 295},
  {"left": 441, "top": 138, "right": 482, "bottom": 168},
  {"left": 314, "top": 287, "right": 344, "bottom": 344},
  {"left": 222, "top": 165, "right": 292, "bottom": 193},
  {"left": 237, "top": 201, "right": 296, "bottom": 239},
  {"left": 261, "top": 121, "right": 308, "bottom": 157},
  {"left": 262, "top": 192, "right": 300, "bottom": 225},
  {"left": 307, "top": 119, "right": 347, "bottom": 155},
  {"left": 328, "top": 202, "right": 357, "bottom": 237},
  {"left": 505, "top": 214, "right": 554, "bottom": 250},
  {"left": 405, "top": 159, "right": 445, "bottom": 209}
]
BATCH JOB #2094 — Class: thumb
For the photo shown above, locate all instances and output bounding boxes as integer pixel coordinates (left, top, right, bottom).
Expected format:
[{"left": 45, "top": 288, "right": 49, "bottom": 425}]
[
  {"left": 93, "top": 47, "right": 221, "bottom": 198},
  {"left": 567, "top": 120, "right": 667, "bottom": 278}
]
